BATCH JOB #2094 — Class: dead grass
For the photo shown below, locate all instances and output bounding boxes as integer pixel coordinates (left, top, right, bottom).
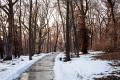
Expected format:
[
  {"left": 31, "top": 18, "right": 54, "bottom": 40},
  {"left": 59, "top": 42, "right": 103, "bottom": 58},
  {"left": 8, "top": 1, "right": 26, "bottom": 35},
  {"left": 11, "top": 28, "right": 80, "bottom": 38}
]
[
  {"left": 94, "top": 75, "right": 120, "bottom": 80},
  {"left": 94, "top": 52, "right": 120, "bottom": 60}
]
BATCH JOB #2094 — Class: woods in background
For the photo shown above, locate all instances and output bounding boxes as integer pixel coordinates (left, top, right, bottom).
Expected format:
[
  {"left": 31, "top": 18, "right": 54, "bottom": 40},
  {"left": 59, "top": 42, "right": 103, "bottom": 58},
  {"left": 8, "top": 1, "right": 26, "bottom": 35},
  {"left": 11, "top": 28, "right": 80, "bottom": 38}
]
[{"left": 0, "top": 0, "right": 120, "bottom": 61}]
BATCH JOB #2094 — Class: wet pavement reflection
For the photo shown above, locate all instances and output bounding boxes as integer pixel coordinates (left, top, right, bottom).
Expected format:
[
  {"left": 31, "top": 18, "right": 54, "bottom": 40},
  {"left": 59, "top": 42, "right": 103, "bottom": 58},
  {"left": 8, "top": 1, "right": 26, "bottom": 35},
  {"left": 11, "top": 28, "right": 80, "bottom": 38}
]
[{"left": 17, "top": 54, "right": 56, "bottom": 80}]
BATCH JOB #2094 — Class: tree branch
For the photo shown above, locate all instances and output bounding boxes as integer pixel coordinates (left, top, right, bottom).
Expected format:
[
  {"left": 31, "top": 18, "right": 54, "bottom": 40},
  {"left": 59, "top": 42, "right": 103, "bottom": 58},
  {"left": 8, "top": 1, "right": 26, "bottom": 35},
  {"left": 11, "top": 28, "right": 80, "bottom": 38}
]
[
  {"left": 12, "top": 0, "right": 19, "bottom": 5},
  {"left": 85, "top": 0, "right": 89, "bottom": 15},
  {"left": 2, "top": 8, "right": 9, "bottom": 15},
  {"left": 0, "top": 5, "right": 9, "bottom": 15}
]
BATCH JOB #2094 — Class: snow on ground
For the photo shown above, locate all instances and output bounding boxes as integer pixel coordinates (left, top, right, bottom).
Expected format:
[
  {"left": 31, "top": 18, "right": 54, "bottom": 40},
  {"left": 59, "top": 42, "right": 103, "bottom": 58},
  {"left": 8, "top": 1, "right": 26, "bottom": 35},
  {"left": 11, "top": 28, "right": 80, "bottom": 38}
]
[
  {"left": 88, "top": 51, "right": 105, "bottom": 54},
  {"left": 54, "top": 51, "right": 120, "bottom": 80},
  {"left": 0, "top": 53, "right": 49, "bottom": 80}
]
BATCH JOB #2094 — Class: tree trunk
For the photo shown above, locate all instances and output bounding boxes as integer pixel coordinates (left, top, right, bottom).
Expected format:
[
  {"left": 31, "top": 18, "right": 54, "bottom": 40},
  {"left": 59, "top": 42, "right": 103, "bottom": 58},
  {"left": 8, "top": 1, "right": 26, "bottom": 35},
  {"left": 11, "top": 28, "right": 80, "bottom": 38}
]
[
  {"left": 46, "top": 28, "right": 50, "bottom": 53},
  {"left": 0, "top": 37, "right": 3, "bottom": 59},
  {"left": 29, "top": 0, "right": 33, "bottom": 60},
  {"left": 70, "top": 0, "right": 79, "bottom": 57},
  {"left": 18, "top": 0, "right": 22, "bottom": 58},
  {"left": 38, "top": 29, "right": 42, "bottom": 53},
  {"left": 54, "top": 21, "right": 59, "bottom": 52},
  {"left": 80, "top": 0, "right": 88, "bottom": 54},
  {"left": 65, "top": 0, "right": 71, "bottom": 61},
  {"left": 6, "top": 1, "right": 14, "bottom": 60},
  {"left": 80, "top": 16, "right": 88, "bottom": 54},
  {"left": 107, "top": 0, "right": 117, "bottom": 48}
]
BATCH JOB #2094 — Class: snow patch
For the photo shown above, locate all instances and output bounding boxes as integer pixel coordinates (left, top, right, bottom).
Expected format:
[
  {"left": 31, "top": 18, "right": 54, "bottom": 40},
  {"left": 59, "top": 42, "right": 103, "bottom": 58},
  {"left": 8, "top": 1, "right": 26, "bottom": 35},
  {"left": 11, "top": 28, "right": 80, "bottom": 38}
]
[
  {"left": 54, "top": 52, "right": 119, "bottom": 80},
  {"left": 0, "top": 53, "right": 49, "bottom": 80}
]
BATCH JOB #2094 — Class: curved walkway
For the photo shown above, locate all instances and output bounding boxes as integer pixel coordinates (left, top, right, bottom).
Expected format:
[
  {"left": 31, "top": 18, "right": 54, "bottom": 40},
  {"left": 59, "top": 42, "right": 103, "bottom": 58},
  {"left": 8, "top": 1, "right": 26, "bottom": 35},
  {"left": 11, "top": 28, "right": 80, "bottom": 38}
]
[{"left": 18, "top": 53, "right": 57, "bottom": 80}]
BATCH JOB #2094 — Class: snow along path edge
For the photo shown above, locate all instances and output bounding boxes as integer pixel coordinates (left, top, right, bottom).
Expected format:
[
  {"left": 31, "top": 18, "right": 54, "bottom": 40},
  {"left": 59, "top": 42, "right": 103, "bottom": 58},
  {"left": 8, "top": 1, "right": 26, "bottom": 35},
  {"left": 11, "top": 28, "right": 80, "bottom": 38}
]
[{"left": 0, "top": 53, "right": 50, "bottom": 80}]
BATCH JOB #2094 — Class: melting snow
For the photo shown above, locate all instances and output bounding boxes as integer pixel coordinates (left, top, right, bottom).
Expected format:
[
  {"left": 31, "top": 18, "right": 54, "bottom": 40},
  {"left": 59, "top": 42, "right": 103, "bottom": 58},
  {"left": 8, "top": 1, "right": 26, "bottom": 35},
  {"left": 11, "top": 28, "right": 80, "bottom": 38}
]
[
  {"left": 54, "top": 51, "right": 120, "bottom": 80},
  {"left": 0, "top": 53, "right": 48, "bottom": 80}
]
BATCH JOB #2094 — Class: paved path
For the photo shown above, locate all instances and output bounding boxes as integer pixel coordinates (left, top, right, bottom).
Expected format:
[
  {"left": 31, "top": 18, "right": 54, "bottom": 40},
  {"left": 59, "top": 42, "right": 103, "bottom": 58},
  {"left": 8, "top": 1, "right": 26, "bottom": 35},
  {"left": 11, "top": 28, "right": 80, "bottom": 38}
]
[{"left": 18, "top": 53, "right": 57, "bottom": 80}]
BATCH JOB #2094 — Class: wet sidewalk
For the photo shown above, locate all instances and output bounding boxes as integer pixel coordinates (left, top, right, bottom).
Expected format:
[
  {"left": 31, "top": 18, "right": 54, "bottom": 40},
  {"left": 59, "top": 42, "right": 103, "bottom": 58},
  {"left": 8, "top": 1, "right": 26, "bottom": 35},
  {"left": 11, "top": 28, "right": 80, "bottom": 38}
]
[{"left": 17, "top": 53, "right": 57, "bottom": 80}]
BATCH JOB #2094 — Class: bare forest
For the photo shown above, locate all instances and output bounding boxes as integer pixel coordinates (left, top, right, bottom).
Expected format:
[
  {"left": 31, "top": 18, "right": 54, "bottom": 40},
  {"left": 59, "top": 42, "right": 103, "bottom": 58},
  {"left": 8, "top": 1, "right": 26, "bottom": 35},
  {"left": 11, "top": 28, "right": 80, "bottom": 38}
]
[
  {"left": 0, "top": 0, "right": 120, "bottom": 80},
  {"left": 0, "top": 0, "right": 120, "bottom": 61}
]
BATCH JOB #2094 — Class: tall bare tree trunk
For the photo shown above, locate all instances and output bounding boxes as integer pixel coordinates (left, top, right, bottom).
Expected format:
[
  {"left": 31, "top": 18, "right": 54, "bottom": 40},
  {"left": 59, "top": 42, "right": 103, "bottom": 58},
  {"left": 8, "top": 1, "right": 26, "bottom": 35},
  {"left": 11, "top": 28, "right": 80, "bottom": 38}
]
[
  {"left": 18, "top": 0, "right": 22, "bottom": 57},
  {"left": 46, "top": 28, "right": 50, "bottom": 53},
  {"left": 38, "top": 29, "right": 42, "bottom": 53},
  {"left": 33, "top": 0, "right": 38, "bottom": 54},
  {"left": 54, "top": 21, "right": 59, "bottom": 52},
  {"left": 29, "top": 0, "right": 33, "bottom": 60},
  {"left": 65, "top": 0, "right": 71, "bottom": 61},
  {"left": 0, "top": 37, "right": 3, "bottom": 59},
  {"left": 70, "top": 0, "right": 79, "bottom": 57},
  {"left": 0, "top": 0, "right": 19, "bottom": 60},
  {"left": 6, "top": 0, "right": 14, "bottom": 60},
  {"left": 79, "top": 0, "right": 89, "bottom": 54}
]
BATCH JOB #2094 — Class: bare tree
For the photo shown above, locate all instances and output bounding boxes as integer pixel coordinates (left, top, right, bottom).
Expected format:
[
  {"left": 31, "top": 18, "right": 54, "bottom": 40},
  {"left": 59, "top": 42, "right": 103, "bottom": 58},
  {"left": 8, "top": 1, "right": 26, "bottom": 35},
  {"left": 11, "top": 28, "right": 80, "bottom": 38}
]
[
  {"left": 70, "top": 0, "right": 79, "bottom": 57},
  {"left": 29, "top": 0, "right": 33, "bottom": 60},
  {"left": 65, "top": 0, "right": 71, "bottom": 61},
  {"left": 18, "top": 0, "right": 22, "bottom": 57},
  {"left": 106, "top": 0, "right": 117, "bottom": 49},
  {"left": 74, "top": 0, "right": 89, "bottom": 54},
  {"left": 0, "top": 0, "right": 19, "bottom": 60}
]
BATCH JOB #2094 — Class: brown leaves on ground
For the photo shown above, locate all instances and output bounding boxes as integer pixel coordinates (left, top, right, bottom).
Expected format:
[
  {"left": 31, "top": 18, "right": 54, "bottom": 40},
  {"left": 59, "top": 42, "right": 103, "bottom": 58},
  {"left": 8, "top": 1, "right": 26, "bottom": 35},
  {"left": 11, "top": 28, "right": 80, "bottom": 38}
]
[{"left": 94, "top": 52, "right": 120, "bottom": 61}]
